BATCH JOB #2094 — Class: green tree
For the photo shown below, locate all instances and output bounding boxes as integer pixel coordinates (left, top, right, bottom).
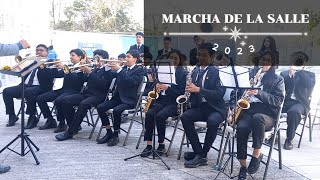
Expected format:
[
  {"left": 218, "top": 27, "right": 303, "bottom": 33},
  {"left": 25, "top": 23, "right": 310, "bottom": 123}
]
[{"left": 50, "top": 0, "right": 142, "bottom": 32}]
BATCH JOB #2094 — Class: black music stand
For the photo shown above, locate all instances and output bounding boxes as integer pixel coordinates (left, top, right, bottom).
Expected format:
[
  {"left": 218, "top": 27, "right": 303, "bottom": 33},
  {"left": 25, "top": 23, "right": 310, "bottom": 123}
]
[
  {"left": 213, "top": 62, "right": 257, "bottom": 179},
  {"left": 124, "top": 59, "right": 175, "bottom": 170},
  {"left": 0, "top": 57, "right": 47, "bottom": 165}
]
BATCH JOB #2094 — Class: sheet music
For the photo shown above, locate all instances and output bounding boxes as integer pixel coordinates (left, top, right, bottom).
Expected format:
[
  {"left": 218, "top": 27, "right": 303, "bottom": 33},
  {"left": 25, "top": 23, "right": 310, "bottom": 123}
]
[
  {"left": 156, "top": 59, "right": 176, "bottom": 85},
  {"left": 218, "top": 66, "right": 250, "bottom": 88}
]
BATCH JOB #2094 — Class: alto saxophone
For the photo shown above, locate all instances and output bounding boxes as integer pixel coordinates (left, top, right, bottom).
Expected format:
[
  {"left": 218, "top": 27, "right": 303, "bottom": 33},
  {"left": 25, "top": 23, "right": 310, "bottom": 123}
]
[
  {"left": 232, "top": 68, "right": 262, "bottom": 125},
  {"left": 144, "top": 85, "right": 159, "bottom": 113}
]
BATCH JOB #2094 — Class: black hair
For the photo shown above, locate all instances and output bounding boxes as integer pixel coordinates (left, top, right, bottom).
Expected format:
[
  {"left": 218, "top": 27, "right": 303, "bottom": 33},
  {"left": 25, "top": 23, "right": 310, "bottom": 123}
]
[
  {"left": 69, "top": 49, "right": 85, "bottom": 60},
  {"left": 36, "top": 44, "right": 48, "bottom": 51},
  {"left": 136, "top": 32, "right": 144, "bottom": 37},
  {"left": 168, "top": 49, "right": 183, "bottom": 66},
  {"left": 163, "top": 36, "right": 171, "bottom": 41},
  {"left": 260, "top": 36, "right": 277, "bottom": 52},
  {"left": 198, "top": 42, "right": 215, "bottom": 56},
  {"left": 118, "top": 53, "right": 126, "bottom": 59},
  {"left": 291, "top": 51, "right": 309, "bottom": 65},
  {"left": 126, "top": 50, "right": 139, "bottom": 59},
  {"left": 93, "top": 49, "right": 109, "bottom": 59},
  {"left": 193, "top": 35, "right": 199, "bottom": 40},
  {"left": 48, "top": 45, "right": 53, "bottom": 50},
  {"left": 181, "top": 54, "right": 187, "bottom": 62},
  {"left": 260, "top": 50, "right": 277, "bottom": 88},
  {"left": 144, "top": 52, "right": 153, "bottom": 60}
]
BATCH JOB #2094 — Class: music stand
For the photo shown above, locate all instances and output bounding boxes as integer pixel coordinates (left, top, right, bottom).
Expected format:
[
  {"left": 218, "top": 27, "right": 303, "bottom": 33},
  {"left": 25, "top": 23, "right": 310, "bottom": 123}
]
[
  {"left": 124, "top": 59, "right": 175, "bottom": 170},
  {"left": 0, "top": 57, "right": 47, "bottom": 165},
  {"left": 212, "top": 62, "right": 257, "bottom": 179}
]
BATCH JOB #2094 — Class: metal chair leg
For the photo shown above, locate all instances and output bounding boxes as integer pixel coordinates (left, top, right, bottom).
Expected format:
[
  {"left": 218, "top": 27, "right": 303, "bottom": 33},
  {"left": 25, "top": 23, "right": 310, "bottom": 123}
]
[
  {"left": 277, "top": 129, "right": 282, "bottom": 169},
  {"left": 89, "top": 115, "right": 100, "bottom": 139},
  {"left": 166, "top": 118, "right": 180, "bottom": 156},
  {"left": 177, "top": 132, "right": 186, "bottom": 160},
  {"left": 123, "top": 113, "right": 137, "bottom": 146},
  {"left": 308, "top": 113, "right": 312, "bottom": 142},
  {"left": 298, "top": 116, "right": 307, "bottom": 148}
]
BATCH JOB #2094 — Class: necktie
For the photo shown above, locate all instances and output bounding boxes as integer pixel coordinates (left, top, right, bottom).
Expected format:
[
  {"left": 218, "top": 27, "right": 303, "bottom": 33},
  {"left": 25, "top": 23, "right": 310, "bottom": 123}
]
[
  {"left": 137, "top": 45, "right": 140, "bottom": 50},
  {"left": 196, "top": 68, "right": 205, "bottom": 87},
  {"left": 27, "top": 69, "right": 36, "bottom": 86},
  {"left": 164, "top": 49, "right": 168, "bottom": 53},
  {"left": 125, "top": 67, "right": 129, "bottom": 73}
]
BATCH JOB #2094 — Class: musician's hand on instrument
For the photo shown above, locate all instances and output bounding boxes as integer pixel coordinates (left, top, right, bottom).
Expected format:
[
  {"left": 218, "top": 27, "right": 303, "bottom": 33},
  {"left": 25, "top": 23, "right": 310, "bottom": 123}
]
[
  {"left": 186, "top": 83, "right": 200, "bottom": 93},
  {"left": 56, "top": 62, "right": 64, "bottom": 69},
  {"left": 81, "top": 66, "right": 92, "bottom": 74},
  {"left": 159, "top": 84, "right": 169, "bottom": 91},
  {"left": 246, "top": 89, "right": 258, "bottom": 95},
  {"left": 109, "top": 62, "right": 121, "bottom": 71}
]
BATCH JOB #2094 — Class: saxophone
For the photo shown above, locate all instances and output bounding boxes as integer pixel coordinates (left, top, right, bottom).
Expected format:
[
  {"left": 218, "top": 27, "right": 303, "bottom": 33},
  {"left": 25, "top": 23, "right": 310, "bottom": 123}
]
[
  {"left": 176, "top": 67, "right": 193, "bottom": 115},
  {"left": 231, "top": 68, "right": 262, "bottom": 125},
  {"left": 143, "top": 85, "right": 159, "bottom": 113}
]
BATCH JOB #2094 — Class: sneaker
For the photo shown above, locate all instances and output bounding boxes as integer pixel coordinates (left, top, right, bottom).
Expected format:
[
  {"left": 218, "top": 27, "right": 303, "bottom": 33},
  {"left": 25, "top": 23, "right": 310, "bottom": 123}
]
[
  {"left": 156, "top": 144, "right": 166, "bottom": 156},
  {"left": 247, "top": 153, "right": 263, "bottom": 174},
  {"left": 184, "top": 154, "right": 208, "bottom": 168},
  {"left": 283, "top": 139, "right": 293, "bottom": 150},
  {"left": 140, "top": 146, "right": 152, "bottom": 157},
  {"left": 107, "top": 136, "right": 119, "bottom": 146},
  {"left": 238, "top": 166, "right": 247, "bottom": 180}
]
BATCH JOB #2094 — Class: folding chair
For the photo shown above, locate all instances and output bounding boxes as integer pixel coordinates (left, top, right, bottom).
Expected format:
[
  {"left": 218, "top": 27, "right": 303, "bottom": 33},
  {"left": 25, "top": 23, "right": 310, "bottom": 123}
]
[
  {"left": 89, "top": 78, "right": 117, "bottom": 139},
  {"left": 95, "top": 77, "right": 147, "bottom": 146},
  {"left": 280, "top": 95, "right": 313, "bottom": 148}
]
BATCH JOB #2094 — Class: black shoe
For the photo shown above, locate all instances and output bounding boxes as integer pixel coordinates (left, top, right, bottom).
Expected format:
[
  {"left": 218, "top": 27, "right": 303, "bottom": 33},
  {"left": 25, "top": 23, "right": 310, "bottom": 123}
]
[
  {"left": 247, "top": 153, "right": 263, "bottom": 174},
  {"left": 184, "top": 154, "right": 208, "bottom": 168},
  {"left": 97, "top": 133, "right": 113, "bottom": 144},
  {"left": 140, "top": 146, "right": 152, "bottom": 157},
  {"left": 283, "top": 139, "right": 293, "bottom": 150},
  {"left": 55, "top": 131, "right": 73, "bottom": 141},
  {"left": 6, "top": 115, "right": 19, "bottom": 127},
  {"left": 238, "top": 166, "right": 247, "bottom": 180},
  {"left": 39, "top": 118, "right": 57, "bottom": 130},
  {"left": 54, "top": 122, "right": 67, "bottom": 133},
  {"left": 107, "top": 136, "right": 119, "bottom": 146},
  {"left": 265, "top": 134, "right": 278, "bottom": 146},
  {"left": 184, "top": 152, "right": 197, "bottom": 161},
  {"left": 0, "top": 164, "right": 10, "bottom": 174},
  {"left": 156, "top": 144, "right": 166, "bottom": 156},
  {"left": 25, "top": 116, "right": 39, "bottom": 129}
]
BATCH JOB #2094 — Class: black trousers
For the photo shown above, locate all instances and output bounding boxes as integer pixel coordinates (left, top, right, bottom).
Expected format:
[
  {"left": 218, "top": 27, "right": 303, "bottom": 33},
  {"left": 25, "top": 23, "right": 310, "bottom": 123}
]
[
  {"left": 62, "top": 93, "right": 104, "bottom": 134},
  {"left": 3, "top": 84, "right": 46, "bottom": 116},
  {"left": 282, "top": 99, "right": 305, "bottom": 140},
  {"left": 144, "top": 102, "right": 177, "bottom": 143},
  {"left": 236, "top": 103, "right": 275, "bottom": 160},
  {"left": 97, "top": 97, "right": 134, "bottom": 131},
  {"left": 36, "top": 89, "right": 78, "bottom": 119},
  {"left": 181, "top": 103, "right": 223, "bottom": 155}
]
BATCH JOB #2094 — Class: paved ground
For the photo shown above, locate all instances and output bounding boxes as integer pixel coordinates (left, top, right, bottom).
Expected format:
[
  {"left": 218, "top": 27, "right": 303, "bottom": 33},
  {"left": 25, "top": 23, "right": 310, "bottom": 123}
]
[{"left": 0, "top": 96, "right": 315, "bottom": 180}]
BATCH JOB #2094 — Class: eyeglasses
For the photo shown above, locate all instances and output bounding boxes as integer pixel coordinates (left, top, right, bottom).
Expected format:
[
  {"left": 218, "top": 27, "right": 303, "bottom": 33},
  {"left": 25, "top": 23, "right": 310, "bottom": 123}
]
[{"left": 36, "top": 49, "right": 46, "bottom": 52}]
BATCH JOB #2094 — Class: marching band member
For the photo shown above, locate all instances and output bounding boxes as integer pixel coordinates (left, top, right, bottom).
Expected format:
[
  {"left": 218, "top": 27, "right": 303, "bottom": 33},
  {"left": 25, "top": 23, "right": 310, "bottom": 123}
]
[
  {"left": 129, "top": 32, "right": 150, "bottom": 56},
  {"left": 3, "top": 44, "right": 55, "bottom": 128},
  {"left": 55, "top": 49, "right": 116, "bottom": 141},
  {"left": 36, "top": 49, "right": 86, "bottom": 131},
  {"left": 157, "top": 36, "right": 174, "bottom": 59},
  {"left": 235, "top": 50, "right": 285, "bottom": 180},
  {"left": 181, "top": 43, "right": 227, "bottom": 168},
  {"left": 140, "top": 50, "right": 187, "bottom": 157},
  {"left": 281, "top": 52, "right": 315, "bottom": 150},
  {"left": 96, "top": 50, "right": 144, "bottom": 146},
  {"left": 142, "top": 52, "right": 154, "bottom": 96}
]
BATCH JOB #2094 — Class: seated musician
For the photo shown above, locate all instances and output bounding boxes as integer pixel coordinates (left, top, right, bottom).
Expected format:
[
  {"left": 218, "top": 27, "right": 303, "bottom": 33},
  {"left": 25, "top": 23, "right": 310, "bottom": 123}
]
[
  {"left": 280, "top": 52, "right": 315, "bottom": 150},
  {"left": 234, "top": 50, "right": 285, "bottom": 180},
  {"left": 55, "top": 49, "right": 116, "bottom": 141},
  {"left": 140, "top": 50, "right": 187, "bottom": 157},
  {"left": 96, "top": 50, "right": 144, "bottom": 146},
  {"left": 142, "top": 52, "right": 154, "bottom": 96},
  {"left": 180, "top": 43, "right": 227, "bottom": 168},
  {"left": 3, "top": 44, "right": 55, "bottom": 128},
  {"left": 36, "top": 49, "right": 86, "bottom": 132}
]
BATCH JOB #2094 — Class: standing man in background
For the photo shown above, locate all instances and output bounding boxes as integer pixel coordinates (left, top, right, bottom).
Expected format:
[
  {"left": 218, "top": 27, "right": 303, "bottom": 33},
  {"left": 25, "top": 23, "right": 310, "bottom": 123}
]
[
  {"left": 48, "top": 45, "right": 58, "bottom": 59},
  {"left": 0, "top": 39, "right": 30, "bottom": 174},
  {"left": 129, "top": 32, "right": 150, "bottom": 56}
]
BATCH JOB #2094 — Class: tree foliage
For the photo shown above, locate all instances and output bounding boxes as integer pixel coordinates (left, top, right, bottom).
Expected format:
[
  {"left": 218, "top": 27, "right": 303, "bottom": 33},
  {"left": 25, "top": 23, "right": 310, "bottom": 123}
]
[{"left": 50, "top": 0, "right": 142, "bottom": 32}]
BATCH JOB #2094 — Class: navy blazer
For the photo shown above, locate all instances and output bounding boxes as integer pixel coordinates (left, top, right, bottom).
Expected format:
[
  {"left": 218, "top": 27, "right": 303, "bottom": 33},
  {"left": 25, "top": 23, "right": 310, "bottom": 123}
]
[
  {"left": 157, "top": 66, "right": 188, "bottom": 105},
  {"left": 51, "top": 69, "right": 86, "bottom": 93},
  {"left": 281, "top": 70, "right": 315, "bottom": 114},
  {"left": 129, "top": 44, "right": 150, "bottom": 55},
  {"left": 113, "top": 65, "right": 145, "bottom": 105},
  {"left": 84, "top": 68, "right": 116, "bottom": 99},
  {"left": 190, "top": 66, "right": 227, "bottom": 118},
  {"left": 22, "top": 67, "right": 55, "bottom": 91},
  {"left": 230, "top": 73, "right": 285, "bottom": 119}
]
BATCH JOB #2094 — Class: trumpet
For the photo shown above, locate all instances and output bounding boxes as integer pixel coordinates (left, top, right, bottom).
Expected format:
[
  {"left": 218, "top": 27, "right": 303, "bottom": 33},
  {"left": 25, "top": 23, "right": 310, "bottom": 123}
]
[
  {"left": 232, "top": 68, "right": 262, "bottom": 125},
  {"left": 14, "top": 54, "right": 36, "bottom": 63},
  {"left": 63, "top": 63, "right": 94, "bottom": 74}
]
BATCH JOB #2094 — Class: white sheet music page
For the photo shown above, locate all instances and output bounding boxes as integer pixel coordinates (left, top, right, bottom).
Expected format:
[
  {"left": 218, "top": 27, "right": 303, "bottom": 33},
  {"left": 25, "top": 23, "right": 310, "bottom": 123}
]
[
  {"left": 156, "top": 59, "right": 176, "bottom": 85},
  {"left": 218, "top": 66, "right": 250, "bottom": 88}
]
